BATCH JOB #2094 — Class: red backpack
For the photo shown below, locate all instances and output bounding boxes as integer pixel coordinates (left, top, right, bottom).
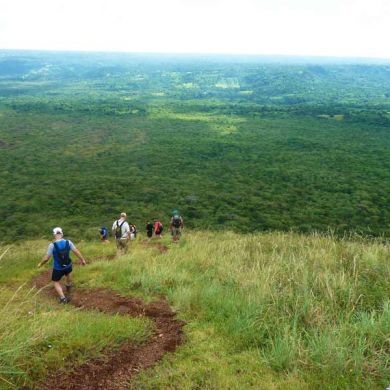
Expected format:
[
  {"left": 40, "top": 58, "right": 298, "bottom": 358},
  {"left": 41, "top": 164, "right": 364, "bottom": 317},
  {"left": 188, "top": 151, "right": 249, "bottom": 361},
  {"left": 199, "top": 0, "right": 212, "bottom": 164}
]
[{"left": 154, "top": 221, "right": 163, "bottom": 233}]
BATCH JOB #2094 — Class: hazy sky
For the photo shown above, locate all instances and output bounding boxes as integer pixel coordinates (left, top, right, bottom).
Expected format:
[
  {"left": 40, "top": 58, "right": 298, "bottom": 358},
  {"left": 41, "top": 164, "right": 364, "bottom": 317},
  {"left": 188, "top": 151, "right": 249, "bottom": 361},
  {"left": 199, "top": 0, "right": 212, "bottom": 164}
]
[{"left": 0, "top": 0, "right": 389, "bottom": 58}]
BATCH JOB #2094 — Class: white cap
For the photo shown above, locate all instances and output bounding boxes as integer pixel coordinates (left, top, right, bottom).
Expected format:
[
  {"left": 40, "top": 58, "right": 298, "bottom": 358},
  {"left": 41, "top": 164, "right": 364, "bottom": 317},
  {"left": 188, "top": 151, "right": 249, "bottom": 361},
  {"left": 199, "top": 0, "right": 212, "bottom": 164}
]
[
  {"left": 53, "top": 227, "right": 63, "bottom": 236},
  {"left": 120, "top": 212, "right": 127, "bottom": 218}
]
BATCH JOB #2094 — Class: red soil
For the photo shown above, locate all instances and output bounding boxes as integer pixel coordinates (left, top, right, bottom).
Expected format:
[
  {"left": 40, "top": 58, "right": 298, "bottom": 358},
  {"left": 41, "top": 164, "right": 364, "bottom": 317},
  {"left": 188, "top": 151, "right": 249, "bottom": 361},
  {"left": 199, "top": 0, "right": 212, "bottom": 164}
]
[{"left": 32, "top": 267, "right": 185, "bottom": 389}]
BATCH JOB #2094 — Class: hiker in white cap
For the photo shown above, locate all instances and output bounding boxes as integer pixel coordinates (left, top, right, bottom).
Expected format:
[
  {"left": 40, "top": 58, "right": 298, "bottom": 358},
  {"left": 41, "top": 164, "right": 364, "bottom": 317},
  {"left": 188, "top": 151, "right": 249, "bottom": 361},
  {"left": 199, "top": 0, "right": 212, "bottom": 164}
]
[
  {"left": 38, "top": 227, "right": 86, "bottom": 304},
  {"left": 112, "top": 212, "right": 131, "bottom": 254}
]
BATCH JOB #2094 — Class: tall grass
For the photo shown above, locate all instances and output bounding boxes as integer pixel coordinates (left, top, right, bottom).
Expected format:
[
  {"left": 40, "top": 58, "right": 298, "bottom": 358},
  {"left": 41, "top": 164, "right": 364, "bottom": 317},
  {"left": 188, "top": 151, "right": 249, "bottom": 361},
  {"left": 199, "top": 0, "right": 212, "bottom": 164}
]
[
  {"left": 73, "top": 231, "right": 389, "bottom": 389},
  {"left": 1, "top": 233, "right": 388, "bottom": 389},
  {"left": 0, "top": 244, "right": 152, "bottom": 389}
]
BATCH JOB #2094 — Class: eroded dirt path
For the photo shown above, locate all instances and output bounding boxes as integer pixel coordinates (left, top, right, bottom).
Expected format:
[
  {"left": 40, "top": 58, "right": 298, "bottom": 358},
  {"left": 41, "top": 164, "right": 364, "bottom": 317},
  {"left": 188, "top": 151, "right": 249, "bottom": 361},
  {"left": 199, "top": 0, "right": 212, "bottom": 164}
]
[{"left": 32, "top": 264, "right": 185, "bottom": 389}]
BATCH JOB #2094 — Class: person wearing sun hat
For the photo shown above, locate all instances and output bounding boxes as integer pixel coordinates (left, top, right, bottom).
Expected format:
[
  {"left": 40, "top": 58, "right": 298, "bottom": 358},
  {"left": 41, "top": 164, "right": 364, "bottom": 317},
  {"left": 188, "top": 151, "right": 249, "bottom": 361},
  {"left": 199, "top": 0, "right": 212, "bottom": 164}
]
[
  {"left": 38, "top": 227, "right": 86, "bottom": 304},
  {"left": 112, "top": 212, "right": 131, "bottom": 254},
  {"left": 170, "top": 209, "right": 184, "bottom": 242}
]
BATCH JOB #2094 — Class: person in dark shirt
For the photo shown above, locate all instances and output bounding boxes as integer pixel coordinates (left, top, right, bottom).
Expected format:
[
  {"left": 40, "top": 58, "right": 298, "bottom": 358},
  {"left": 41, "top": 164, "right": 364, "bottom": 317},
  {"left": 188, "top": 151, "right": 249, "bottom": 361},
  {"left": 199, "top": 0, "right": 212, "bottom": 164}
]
[
  {"left": 170, "top": 212, "right": 184, "bottom": 242},
  {"left": 146, "top": 221, "right": 154, "bottom": 239}
]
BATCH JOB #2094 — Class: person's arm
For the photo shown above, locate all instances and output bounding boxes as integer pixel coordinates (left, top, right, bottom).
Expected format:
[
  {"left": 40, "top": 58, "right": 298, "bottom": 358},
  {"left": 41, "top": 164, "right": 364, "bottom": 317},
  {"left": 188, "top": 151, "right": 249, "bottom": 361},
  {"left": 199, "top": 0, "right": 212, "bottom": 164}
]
[
  {"left": 69, "top": 241, "right": 86, "bottom": 265},
  {"left": 38, "top": 254, "right": 50, "bottom": 268},
  {"left": 72, "top": 248, "right": 86, "bottom": 265},
  {"left": 124, "top": 222, "right": 131, "bottom": 239},
  {"left": 38, "top": 243, "right": 53, "bottom": 267}
]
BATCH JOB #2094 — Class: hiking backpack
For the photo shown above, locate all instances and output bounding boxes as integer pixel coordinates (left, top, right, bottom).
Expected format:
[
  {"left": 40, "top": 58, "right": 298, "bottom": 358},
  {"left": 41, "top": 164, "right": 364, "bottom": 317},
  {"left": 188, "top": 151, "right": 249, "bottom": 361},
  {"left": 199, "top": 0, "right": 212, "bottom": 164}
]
[
  {"left": 53, "top": 240, "right": 71, "bottom": 268},
  {"left": 154, "top": 221, "right": 163, "bottom": 233},
  {"left": 172, "top": 215, "right": 182, "bottom": 228},
  {"left": 115, "top": 220, "right": 125, "bottom": 239}
]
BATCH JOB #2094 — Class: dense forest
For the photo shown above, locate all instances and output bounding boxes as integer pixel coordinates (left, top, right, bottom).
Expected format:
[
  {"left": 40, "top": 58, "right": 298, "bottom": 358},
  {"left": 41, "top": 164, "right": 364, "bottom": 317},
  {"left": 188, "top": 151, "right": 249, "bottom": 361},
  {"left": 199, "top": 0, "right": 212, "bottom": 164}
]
[{"left": 0, "top": 50, "right": 389, "bottom": 241}]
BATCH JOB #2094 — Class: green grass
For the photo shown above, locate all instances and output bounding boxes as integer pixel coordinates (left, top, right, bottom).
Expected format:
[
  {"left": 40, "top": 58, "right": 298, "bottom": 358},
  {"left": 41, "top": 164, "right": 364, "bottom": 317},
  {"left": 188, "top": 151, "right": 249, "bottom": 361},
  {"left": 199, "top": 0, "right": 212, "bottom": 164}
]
[
  {"left": 1, "top": 231, "right": 388, "bottom": 389},
  {"left": 70, "top": 232, "right": 390, "bottom": 388},
  {"left": 0, "top": 244, "right": 152, "bottom": 389}
]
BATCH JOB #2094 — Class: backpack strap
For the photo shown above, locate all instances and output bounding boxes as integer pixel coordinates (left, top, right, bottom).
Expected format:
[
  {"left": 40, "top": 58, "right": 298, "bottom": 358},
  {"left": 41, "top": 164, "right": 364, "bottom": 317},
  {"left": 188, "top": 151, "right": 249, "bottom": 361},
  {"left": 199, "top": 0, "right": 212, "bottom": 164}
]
[
  {"left": 116, "top": 220, "right": 126, "bottom": 235},
  {"left": 53, "top": 241, "right": 59, "bottom": 253},
  {"left": 53, "top": 240, "right": 70, "bottom": 253}
]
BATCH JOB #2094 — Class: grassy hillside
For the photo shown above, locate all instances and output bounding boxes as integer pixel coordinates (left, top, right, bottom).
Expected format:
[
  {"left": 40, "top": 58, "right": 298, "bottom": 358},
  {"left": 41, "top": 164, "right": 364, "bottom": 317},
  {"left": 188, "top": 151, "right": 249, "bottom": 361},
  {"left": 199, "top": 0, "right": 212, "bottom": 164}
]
[{"left": 1, "top": 232, "right": 388, "bottom": 389}]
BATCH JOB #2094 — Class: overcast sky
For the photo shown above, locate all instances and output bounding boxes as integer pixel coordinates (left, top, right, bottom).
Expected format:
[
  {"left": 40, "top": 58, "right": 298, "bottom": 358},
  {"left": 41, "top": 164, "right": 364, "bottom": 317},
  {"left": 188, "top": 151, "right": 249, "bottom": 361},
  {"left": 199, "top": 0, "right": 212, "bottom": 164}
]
[{"left": 0, "top": 0, "right": 389, "bottom": 58}]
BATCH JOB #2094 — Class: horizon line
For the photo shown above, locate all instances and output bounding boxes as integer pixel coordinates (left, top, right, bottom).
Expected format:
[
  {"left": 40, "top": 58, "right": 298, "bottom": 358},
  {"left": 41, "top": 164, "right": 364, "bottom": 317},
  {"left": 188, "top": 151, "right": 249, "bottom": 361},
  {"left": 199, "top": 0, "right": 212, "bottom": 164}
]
[{"left": 1, "top": 47, "right": 390, "bottom": 63}]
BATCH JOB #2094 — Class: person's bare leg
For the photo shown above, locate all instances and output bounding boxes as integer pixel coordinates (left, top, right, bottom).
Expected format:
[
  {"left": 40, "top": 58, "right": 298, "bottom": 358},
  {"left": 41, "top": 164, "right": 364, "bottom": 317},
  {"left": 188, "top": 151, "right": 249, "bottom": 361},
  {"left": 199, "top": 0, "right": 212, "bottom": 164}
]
[
  {"left": 116, "top": 240, "right": 123, "bottom": 255},
  {"left": 65, "top": 273, "right": 72, "bottom": 292},
  {"left": 53, "top": 281, "right": 65, "bottom": 299}
]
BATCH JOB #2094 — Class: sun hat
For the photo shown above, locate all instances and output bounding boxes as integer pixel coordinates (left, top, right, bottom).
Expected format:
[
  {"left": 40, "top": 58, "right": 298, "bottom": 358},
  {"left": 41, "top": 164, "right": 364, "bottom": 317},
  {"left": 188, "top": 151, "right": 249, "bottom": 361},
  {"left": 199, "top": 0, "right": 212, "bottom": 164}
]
[{"left": 53, "top": 227, "right": 63, "bottom": 236}]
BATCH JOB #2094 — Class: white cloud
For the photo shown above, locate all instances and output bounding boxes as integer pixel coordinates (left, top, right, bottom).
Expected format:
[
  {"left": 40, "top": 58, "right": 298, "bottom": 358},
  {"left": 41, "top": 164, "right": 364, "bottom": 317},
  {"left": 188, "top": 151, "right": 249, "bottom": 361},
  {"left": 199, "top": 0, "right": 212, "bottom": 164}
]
[{"left": 0, "top": 0, "right": 389, "bottom": 58}]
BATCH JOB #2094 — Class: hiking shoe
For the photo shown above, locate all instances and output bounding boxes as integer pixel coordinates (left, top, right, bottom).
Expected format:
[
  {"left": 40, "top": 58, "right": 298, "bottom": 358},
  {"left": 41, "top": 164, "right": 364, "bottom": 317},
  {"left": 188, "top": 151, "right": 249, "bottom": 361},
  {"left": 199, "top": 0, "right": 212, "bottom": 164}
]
[
  {"left": 59, "top": 297, "right": 69, "bottom": 304},
  {"left": 65, "top": 284, "right": 73, "bottom": 292}
]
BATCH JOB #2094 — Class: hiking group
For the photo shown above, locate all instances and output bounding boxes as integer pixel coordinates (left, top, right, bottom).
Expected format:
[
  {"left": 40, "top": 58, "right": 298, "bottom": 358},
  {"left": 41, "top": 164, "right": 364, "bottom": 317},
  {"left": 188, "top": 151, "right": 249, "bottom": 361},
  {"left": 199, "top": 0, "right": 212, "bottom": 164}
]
[
  {"left": 111, "top": 210, "right": 183, "bottom": 249},
  {"left": 38, "top": 210, "right": 184, "bottom": 303}
]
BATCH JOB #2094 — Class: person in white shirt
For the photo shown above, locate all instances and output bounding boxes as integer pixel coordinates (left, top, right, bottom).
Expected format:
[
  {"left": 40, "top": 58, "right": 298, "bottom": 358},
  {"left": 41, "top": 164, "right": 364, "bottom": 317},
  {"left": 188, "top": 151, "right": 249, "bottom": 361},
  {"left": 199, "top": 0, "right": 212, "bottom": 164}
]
[{"left": 112, "top": 212, "right": 130, "bottom": 254}]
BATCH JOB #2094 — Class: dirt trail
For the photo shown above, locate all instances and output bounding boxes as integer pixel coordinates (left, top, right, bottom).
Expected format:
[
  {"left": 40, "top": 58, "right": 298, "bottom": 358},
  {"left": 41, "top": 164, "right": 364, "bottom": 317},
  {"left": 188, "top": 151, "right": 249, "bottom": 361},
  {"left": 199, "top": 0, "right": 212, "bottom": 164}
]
[
  {"left": 140, "top": 240, "right": 169, "bottom": 254},
  {"left": 32, "top": 252, "right": 185, "bottom": 389}
]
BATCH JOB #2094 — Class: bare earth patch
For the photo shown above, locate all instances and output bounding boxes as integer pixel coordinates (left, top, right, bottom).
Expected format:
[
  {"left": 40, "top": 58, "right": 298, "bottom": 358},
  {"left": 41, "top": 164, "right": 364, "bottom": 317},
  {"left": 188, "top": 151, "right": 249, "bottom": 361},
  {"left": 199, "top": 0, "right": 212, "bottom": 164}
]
[
  {"left": 140, "top": 240, "right": 169, "bottom": 254},
  {"left": 32, "top": 270, "right": 185, "bottom": 390}
]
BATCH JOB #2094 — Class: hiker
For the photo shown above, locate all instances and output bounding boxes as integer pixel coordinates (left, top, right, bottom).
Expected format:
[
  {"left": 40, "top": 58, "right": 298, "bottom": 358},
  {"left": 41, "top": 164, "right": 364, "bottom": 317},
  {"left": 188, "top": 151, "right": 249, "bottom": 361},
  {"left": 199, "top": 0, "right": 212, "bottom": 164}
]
[
  {"left": 170, "top": 210, "right": 184, "bottom": 242},
  {"left": 129, "top": 224, "right": 137, "bottom": 240},
  {"left": 37, "top": 227, "right": 86, "bottom": 304},
  {"left": 112, "top": 212, "right": 131, "bottom": 253},
  {"left": 154, "top": 220, "right": 163, "bottom": 238},
  {"left": 146, "top": 221, "right": 154, "bottom": 239},
  {"left": 99, "top": 226, "right": 109, "bottom": 243}
]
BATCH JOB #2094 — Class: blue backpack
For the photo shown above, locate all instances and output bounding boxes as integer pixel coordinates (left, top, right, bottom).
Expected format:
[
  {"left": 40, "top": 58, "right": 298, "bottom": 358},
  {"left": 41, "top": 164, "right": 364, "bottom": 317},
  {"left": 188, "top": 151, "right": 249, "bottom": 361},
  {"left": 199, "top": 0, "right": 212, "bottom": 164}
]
[
  {"left": 53, "top": 240, "right": 71, "bottom": 268},
  {"left": 100, "top": 227, "right": 108, "bottom": 238}
]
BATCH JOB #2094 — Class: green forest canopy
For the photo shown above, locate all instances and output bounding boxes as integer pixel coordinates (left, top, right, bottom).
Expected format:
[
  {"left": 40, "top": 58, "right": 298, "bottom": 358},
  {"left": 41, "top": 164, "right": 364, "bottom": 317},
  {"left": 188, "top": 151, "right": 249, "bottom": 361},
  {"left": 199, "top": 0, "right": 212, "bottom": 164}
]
[{"left": 0, "top": 51, "right": 389, "bottom": 241}]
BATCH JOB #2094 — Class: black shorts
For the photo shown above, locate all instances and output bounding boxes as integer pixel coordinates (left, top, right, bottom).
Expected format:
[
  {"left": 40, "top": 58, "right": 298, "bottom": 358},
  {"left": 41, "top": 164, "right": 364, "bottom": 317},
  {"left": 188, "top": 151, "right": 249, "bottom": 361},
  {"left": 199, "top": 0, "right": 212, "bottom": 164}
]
[
  {"left": 147, "top": 230, "right": 153, "bottom": 238},
  {"left": 52, "top": 266, "right": 72, "bottom": 282}
]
